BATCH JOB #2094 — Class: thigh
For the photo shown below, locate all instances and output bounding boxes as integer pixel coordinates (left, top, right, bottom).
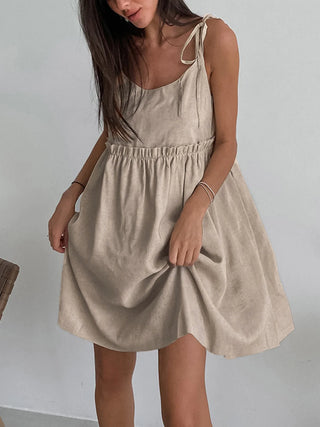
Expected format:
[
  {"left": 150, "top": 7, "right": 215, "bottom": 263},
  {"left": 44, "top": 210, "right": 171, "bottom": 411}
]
[
  {"left": 93, "top": 342, "right": 137, "bottom": 383},
  {"left": 158, "top": 333, "right": 207, "bottom": 410}
]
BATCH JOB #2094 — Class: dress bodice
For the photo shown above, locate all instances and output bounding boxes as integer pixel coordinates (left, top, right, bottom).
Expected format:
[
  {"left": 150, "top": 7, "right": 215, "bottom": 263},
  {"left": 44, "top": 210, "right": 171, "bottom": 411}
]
[{"left": 107, "top": 13, "right": 218, "bottom": 147}]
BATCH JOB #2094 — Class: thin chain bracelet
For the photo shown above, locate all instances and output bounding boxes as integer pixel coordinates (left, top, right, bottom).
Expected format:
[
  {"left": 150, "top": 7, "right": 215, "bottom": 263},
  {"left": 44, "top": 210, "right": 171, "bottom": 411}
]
[
  {"left": 199, "top": 181, "right": 216, "bottom": 200},
  {"left": 72, "top": 180, "right": 86, "bottom": 190},
  {"left": 198, "top": 183, "right": 213, "bottom": 203},
  {"left": 198, "top": 181, "right": 216, "bottom": 203}
]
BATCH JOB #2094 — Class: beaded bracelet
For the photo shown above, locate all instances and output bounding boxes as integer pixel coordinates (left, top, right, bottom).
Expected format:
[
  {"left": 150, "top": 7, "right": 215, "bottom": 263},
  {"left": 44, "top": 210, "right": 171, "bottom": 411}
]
[
  {"left": 197, "top": 180, "right": 216, "bottom": 203},
  {"left": 72, "top": 180, "right": 86, "bottom": 190}
]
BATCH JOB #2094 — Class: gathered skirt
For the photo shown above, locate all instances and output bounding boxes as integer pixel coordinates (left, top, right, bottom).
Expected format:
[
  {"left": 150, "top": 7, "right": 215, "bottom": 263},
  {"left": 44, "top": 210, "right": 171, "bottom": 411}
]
[{"left": 58, "top": 136, "right": 295, "bottom": 359}]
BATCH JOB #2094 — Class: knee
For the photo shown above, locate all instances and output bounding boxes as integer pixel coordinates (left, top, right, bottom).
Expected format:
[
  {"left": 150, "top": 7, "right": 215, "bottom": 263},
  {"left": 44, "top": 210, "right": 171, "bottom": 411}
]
[
  {"left": 94, "top": 350, "right": 136, "bottom": 391},
  {"left": 95, "top": 363, "right": 135, "bottom": 390},
  {"left": 95, "top": 356, "right": 136, "bottom": 389},
  {"left": 95, "top": 367, "right": 134, "bottom": 401},
  {"left": 95, "top": 366, "right": 133, "bottom": 387}
]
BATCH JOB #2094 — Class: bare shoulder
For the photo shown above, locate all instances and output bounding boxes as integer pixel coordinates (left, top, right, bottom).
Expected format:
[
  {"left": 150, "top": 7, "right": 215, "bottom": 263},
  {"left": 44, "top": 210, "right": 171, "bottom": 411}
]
[{"left": 203, "top": 16, "right": 239, "bottom": 74}]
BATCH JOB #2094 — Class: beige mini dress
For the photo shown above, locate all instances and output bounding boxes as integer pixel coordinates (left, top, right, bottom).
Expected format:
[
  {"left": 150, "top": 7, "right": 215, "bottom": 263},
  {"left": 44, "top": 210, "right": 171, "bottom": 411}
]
[{"left": 58, "top": 13, "right": 295, "bottom": 359}]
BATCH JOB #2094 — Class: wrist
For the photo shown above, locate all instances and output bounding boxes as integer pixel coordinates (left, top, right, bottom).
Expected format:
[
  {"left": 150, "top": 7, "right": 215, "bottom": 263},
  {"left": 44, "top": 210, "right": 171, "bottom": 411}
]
[
  {"left": 184, "top": 185, "right": 211, "bottom": 219},
  {"left": 62, "top": 183, "right": 84, "bottom": 203}
]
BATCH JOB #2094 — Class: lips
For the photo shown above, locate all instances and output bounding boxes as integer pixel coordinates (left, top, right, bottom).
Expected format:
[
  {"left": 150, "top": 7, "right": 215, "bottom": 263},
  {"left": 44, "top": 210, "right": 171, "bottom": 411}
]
[{"left": 127, "top": 8, "right": 141, "bottom": 18}]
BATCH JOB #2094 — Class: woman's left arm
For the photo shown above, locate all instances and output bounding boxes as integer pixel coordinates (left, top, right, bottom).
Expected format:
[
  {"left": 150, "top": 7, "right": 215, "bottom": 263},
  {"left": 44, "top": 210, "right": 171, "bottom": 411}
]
[
  {"left": 184, "top": 17, "right": 240, "bottom": 218},
  {"left": 168, "top": 18, "right": 239, "bottom": 267}
]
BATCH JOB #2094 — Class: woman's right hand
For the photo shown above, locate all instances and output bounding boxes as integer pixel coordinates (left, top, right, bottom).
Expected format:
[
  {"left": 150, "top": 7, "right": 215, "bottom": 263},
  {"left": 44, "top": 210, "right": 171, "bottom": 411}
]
[{"left": 48, "top": 190, "right": 79, "bottom": 253}]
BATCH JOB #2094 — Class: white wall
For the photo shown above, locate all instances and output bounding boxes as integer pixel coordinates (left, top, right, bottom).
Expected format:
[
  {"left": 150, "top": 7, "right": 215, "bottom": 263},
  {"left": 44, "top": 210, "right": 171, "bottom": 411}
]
[{"left": 0, "top": 0, "right": 318, "bottom": 425}]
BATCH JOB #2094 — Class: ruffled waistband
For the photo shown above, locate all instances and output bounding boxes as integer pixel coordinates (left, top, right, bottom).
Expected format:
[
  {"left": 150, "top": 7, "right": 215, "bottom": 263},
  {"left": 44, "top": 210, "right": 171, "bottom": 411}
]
[{"left": 105, "top": 136, "right": 215, "bottom": 159}]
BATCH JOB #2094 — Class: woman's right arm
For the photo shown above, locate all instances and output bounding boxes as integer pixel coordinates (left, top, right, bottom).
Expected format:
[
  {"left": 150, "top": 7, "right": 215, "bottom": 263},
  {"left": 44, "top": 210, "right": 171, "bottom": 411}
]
[
  {"left": 48, "top": 127, "right": 108, "bottom": 253},
  {"left": 63, "top": 127, "right": 109, "bottom": 203}
]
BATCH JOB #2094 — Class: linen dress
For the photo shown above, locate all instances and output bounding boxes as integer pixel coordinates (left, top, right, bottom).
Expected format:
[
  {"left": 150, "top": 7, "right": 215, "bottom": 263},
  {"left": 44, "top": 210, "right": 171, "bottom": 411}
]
[{"left": 58, "top": 13, "right": 295, "bottom": 359}]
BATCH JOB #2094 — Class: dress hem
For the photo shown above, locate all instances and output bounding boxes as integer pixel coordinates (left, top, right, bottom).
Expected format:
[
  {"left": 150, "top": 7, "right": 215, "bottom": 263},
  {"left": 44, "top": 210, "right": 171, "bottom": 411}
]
[{"left": 57, "top": 317, "right": 295, "bottom": 360}]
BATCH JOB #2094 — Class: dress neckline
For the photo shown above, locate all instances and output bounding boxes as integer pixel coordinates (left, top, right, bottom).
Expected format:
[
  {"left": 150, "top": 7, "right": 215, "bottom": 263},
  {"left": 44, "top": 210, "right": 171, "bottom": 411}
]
[
  {"left": 122, "top": 59, "right": 198, "bottom": 92},
  {"left": 122, "top": 14, "right": 212, "bottom": 92}
]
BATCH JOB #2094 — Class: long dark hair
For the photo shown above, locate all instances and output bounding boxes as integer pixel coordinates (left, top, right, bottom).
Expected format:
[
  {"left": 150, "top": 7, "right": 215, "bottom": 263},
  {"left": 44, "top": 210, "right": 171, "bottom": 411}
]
[{"left": 78, "top": 0, "right": 203, "bottom": 143}]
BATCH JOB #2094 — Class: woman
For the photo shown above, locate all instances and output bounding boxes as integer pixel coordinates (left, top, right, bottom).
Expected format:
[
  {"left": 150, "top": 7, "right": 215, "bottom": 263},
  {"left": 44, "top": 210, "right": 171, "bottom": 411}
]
[{"left": 48, "top": 0, "right": 295, "bottom": 425}]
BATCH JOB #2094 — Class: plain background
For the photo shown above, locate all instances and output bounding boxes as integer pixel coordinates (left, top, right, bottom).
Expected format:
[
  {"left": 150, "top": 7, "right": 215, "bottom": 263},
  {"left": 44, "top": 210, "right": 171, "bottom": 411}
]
[{"left": 0, "top": 0, "right": 319, "bottom": 426}]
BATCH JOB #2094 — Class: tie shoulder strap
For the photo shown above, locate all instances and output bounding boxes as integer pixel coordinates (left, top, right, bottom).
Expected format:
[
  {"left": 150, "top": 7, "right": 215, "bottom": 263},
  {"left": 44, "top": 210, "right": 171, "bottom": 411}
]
[{"left": 180, "top": 13, "right": 218, "bottom": 65}]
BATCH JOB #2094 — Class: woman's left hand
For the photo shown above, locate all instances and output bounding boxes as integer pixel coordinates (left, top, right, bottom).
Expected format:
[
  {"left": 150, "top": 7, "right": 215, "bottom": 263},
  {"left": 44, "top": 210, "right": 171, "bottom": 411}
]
[{"left": 168, "top": 209, "right": 203, "bottom": 267}]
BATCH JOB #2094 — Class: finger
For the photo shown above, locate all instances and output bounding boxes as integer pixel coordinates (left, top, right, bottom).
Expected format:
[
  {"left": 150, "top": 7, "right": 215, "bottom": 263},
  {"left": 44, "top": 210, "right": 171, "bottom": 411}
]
[
  {"left": 60, "top": 232, "right": 66, "bottom": 251},
  {"left": 64, "top": 227, "right": 69, "bottom": 249},
  {"left": 184, "top": 249, "right": 195, "bottom": 266},
  {"left": 176, "top": 246, "right": 188, "bottom": 266},
  {"left": 168, "top": 241, "right": 178, "bottom": 266},
  {"left": 53, "top": 233, "right": 65, "bottom": 253},
  {"left": 192, "top": 247, "right": 201, "bottom": 265}
]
